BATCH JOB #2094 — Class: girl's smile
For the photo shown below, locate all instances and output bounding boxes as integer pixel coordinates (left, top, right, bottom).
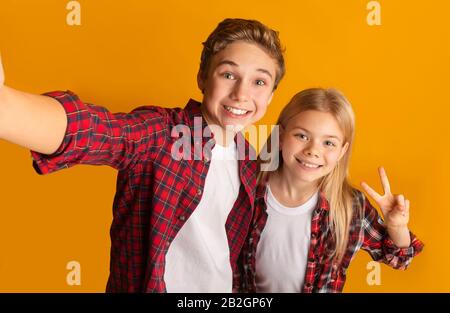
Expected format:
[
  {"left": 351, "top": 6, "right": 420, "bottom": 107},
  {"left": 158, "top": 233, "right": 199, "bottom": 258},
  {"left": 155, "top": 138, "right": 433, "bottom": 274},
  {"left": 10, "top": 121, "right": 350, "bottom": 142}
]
[{"left": 295, "top": 157, "right": 323, "bottom": 170}]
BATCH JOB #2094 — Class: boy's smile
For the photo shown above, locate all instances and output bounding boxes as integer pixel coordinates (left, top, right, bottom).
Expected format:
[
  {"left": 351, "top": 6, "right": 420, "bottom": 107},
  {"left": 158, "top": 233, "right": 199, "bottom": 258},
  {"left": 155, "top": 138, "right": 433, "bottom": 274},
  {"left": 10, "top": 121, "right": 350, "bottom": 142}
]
[{"left": 198, "top": 41, "right": 277, "bottom": 144}]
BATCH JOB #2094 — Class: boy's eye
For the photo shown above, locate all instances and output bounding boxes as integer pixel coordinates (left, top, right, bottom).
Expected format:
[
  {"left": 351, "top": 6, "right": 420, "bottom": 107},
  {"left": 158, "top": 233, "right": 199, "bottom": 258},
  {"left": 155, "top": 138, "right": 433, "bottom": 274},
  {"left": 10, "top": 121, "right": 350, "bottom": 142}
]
[
  {"left": 325, "top": 140, "right": 336, "bottom": 147},
  {"left": 256, "top": 79, "right": 266, "bottom": 86},
  {"left": 223, "top": 72, "right": 235, "bottom": 80}
]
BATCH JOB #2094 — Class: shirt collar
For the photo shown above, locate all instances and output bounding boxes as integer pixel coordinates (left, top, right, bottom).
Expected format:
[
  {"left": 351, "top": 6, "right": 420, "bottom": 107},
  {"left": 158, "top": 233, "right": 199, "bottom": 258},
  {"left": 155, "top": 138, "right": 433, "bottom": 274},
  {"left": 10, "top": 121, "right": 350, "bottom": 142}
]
[{"left": 255, "top": 175, "right": 330, "bottom": 213}]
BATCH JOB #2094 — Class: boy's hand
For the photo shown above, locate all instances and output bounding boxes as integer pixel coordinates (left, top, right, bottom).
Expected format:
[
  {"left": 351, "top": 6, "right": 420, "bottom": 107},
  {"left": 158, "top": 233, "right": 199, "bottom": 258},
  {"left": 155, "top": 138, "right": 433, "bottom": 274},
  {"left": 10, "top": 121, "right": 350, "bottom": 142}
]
[{"left": 361, "top": 167, "right": 410, "bottom": 229}]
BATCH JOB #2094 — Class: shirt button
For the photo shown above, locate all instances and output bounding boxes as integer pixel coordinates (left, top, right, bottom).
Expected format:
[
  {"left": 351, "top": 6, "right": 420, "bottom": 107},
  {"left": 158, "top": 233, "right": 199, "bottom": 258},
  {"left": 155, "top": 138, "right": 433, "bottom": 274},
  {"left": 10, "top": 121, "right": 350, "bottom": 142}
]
[
  {"left": 197, "top": 188, "right": 202, "bottom": 196},
  {"left": 166, "top": 242, "right": 170, "bottom": 247},
  {"left": 179, "top": 215, "right": 186, "bottom": 221}
]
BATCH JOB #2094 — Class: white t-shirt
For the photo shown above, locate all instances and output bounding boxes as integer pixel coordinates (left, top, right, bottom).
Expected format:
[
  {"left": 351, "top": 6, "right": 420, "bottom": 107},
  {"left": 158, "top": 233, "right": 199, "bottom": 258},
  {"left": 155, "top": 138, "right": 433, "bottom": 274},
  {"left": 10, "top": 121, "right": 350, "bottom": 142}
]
[
  {"left": 164, "top": 141, "right": 240, "bottom": 292},
  {"left": 255, "top": 185, "right": 319, "bottom": 293}
]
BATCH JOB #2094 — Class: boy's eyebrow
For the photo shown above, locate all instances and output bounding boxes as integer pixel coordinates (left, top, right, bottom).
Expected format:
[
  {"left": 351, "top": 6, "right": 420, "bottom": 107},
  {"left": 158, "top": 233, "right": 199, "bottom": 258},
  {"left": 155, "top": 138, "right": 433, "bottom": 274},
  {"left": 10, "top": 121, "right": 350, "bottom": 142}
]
[
  {"left": 216, "top": 60, "right": 273, "bottom": 79},
  {"left": 292, "top": 126, "right": 342, "bottom": 141},
  {"left": 257, "top": 68, "right": 273, "bottom": 79}
]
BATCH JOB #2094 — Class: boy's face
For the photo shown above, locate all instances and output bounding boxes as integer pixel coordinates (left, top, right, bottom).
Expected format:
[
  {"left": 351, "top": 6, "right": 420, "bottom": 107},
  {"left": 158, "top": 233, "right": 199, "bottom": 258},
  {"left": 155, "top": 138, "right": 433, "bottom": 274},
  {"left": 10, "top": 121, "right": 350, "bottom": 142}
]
[{"left": 198, "top": 41, "right": 277, "bottom": 133}]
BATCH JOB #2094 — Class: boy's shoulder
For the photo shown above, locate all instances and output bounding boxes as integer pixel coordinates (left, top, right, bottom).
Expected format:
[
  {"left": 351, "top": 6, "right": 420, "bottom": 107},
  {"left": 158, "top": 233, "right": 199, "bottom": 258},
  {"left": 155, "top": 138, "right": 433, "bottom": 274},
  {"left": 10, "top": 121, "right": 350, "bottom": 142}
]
[{"left": 129, "top": 99, "right": 203, "bottom": 127}]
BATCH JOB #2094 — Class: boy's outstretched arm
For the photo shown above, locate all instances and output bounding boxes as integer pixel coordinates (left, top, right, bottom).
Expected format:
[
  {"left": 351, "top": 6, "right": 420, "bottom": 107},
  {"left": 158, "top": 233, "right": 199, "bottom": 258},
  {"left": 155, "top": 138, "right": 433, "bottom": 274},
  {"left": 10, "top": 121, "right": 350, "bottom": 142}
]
[{"left": 0, "top": 56, "right": 67, "bottom": 155}]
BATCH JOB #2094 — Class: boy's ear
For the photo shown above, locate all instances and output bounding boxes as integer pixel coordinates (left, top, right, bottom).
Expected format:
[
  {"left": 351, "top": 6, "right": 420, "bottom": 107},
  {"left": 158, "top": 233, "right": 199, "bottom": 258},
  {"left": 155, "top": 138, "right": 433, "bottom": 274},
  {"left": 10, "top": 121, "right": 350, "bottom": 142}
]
[
  {"left": 267, "top": 92, "right": 274, "bottom": 105},
  {"left": 197, "top": 71, "right": 205, "bottom": 94}
]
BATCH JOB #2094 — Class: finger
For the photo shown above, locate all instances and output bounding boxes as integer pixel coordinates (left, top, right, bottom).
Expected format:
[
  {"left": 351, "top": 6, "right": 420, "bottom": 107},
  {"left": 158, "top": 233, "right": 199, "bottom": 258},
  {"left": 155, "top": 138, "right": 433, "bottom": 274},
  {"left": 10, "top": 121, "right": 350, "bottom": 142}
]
[
  {"left": 361, "top": 181, "right": 381, "bottom": 202},
  {"left": 404, "top": 199, "right": 410, "bottom": 217},
  {"left": 395, "top": 194, "right": 405, "bottom": 210},
  {"left": 394, "top": 194, "right": 408, "bottom": 217},
  {"left": 379, "top": 167, "right": 391, "bottom": 194},
  {"left": 397, "top": 199, "right": 409, "bottom": 216}
]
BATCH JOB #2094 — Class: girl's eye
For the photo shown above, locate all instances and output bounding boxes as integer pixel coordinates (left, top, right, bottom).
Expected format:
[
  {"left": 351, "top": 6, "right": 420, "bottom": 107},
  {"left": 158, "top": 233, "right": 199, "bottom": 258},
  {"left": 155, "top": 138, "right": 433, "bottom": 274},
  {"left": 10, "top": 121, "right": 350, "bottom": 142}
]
[
  {"left": 223, "top": 72, "right": 235, "bottom": 80},
  {"left": 295, "top": 134, "right": 308, "bottom": 140},
  {"left": 325, "top": 140, "right": 336, "bottom": 147},
  {"left": 256, "top": 80, "right": 266, "bottom": 86}
]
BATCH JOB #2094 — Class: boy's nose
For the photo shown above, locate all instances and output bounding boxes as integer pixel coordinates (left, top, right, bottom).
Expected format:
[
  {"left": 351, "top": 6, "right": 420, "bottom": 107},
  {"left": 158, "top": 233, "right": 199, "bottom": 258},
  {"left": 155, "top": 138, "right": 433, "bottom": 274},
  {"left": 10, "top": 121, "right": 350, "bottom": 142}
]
[{"left": 231, "top": 81, "right": 249, "bottom": 102}]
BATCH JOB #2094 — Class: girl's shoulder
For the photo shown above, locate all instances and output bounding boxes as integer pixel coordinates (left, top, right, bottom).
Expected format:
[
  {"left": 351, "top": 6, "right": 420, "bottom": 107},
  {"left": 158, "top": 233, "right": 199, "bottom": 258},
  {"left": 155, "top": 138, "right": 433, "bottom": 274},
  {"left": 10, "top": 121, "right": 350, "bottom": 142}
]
[
  {"left": 350, "top": 187, "right": 365, "bottom": 205},
  {"left": 349, "top": 187, "right": 374, "bottom": 216},
  {"left": 348, "top": 187, "right": 381, "bottom": 224}
]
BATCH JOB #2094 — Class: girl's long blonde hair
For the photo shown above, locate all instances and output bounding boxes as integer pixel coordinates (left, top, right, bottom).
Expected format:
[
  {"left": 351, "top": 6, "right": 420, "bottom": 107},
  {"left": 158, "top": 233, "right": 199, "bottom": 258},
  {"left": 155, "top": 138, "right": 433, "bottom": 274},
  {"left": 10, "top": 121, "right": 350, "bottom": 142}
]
[{"left": 257, "top": 88, "right": 361, "bottom": 263}]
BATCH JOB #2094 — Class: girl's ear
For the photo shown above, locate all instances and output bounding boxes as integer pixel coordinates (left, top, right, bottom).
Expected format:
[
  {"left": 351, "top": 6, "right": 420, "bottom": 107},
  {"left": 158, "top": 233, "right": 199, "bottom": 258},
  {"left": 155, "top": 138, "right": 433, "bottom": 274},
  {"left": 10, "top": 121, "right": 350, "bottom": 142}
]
[
  {"left": 338, "top": 142, "right": 350, "bottom": 161},
  {"left": 278, "top": 124, "right": 285, "bottom": 151}
]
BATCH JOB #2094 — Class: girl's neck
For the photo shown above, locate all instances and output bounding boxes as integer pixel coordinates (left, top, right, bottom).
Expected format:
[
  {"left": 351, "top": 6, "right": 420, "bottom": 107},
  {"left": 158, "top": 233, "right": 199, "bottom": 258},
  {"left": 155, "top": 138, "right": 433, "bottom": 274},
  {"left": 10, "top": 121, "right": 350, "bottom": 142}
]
[{"left": 268, "top": 166, "right": 319, "bottom": 207}]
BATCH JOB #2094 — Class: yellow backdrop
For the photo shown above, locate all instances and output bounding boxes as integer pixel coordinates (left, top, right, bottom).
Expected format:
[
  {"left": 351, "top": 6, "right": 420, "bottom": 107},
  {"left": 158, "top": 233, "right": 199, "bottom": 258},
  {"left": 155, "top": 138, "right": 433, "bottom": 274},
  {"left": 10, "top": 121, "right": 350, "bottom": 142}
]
[{"left": 0, "top": 0, "right": 447, "bottom": 292}]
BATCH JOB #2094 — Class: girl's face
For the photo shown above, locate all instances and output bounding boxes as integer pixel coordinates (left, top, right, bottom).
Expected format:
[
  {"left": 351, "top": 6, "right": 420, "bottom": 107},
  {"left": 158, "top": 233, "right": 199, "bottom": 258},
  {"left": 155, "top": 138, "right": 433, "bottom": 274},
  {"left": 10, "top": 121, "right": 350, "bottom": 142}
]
[{"left": 280, "top": 110, "right": 349, "bottom": 184}]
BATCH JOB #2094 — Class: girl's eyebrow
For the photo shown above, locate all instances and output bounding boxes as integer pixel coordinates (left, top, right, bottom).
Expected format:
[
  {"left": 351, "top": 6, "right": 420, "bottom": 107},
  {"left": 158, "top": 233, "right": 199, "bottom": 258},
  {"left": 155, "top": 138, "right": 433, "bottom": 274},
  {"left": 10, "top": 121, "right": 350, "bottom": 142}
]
[
  {"left": 291, "top": 126, "right": 342, "bottom": 141},
  {"left": 216, "top": 60, "right": 273, "bottom": 79}
]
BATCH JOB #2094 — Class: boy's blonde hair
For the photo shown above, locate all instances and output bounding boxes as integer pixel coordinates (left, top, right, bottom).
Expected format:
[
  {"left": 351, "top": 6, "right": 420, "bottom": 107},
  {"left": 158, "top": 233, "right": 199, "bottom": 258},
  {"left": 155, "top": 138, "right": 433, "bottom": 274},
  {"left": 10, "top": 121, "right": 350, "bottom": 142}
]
[
  {"left": 199, "top": 18, "right": 285, "bottom": 90},
  {"left": 257, "top": 88, "right": 362, "bottom": 263}
]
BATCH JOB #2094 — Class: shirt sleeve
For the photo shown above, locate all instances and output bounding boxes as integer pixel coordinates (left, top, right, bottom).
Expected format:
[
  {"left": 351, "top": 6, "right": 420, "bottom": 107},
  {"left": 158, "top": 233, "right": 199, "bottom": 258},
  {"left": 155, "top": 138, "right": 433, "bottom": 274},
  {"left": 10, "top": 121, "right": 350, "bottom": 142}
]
[
  {"left": 31, "top": 90, "right": 167, "bottom": 174},
  {"left": 359, "top": 190, "right": 425, "bottom": 270}
]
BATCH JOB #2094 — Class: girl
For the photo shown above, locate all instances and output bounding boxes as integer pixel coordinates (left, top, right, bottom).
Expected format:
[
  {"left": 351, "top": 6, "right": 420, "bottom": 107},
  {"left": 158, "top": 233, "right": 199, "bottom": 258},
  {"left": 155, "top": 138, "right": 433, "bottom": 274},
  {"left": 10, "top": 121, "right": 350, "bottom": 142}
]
[{"left": 236, "top": 88, "right": 424, "bottom": 293}]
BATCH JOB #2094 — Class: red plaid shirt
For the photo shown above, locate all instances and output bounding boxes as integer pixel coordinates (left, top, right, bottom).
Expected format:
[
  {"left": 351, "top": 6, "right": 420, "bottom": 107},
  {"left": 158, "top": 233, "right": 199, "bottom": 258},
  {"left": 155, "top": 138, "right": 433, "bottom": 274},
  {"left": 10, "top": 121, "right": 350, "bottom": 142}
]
[
  {"left": 31, "top": 91, "right": 257, "bottom": 292},
  {"left": 235, "top": 182, "right": 424, "bottom": 293}
]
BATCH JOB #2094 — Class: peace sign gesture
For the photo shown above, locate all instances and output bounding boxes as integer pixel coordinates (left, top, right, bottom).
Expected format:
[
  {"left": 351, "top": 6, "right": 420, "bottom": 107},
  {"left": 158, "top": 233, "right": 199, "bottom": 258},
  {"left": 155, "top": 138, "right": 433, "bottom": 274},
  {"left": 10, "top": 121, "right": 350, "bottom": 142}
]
[{"left": 361, "top": 167, "right": 410, "bottom": 229}]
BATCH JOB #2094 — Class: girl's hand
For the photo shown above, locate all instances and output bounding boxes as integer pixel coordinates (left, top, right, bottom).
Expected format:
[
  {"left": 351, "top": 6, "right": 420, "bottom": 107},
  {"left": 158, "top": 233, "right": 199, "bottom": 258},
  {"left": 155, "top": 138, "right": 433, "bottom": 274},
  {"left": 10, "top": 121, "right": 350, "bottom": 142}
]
[{"left": 361, "top": 167, "right": 410, "bottom": 229}]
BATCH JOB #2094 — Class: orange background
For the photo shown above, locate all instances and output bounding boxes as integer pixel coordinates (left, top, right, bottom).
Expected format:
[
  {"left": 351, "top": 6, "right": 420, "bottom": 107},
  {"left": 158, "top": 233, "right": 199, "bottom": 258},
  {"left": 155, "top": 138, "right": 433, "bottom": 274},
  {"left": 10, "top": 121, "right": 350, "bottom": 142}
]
[{"left": 0, "top": 0, "right": 448, "bottom": 292}]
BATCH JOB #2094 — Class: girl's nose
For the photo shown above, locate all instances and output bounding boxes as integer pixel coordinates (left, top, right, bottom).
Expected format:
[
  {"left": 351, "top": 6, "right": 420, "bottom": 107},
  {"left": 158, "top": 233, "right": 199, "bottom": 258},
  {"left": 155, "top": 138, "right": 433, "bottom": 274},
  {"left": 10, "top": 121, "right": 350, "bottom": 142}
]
[{"left": 304, "top": 146, "right": 320, "bottom": 158}]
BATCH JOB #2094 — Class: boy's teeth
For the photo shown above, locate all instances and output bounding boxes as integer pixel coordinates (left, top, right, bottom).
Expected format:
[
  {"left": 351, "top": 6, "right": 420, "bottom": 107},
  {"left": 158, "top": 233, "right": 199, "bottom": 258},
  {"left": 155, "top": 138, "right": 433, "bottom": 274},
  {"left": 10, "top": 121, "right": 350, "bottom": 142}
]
[{"left": 225, "top": 106, "right": 248, "bottom": 115}]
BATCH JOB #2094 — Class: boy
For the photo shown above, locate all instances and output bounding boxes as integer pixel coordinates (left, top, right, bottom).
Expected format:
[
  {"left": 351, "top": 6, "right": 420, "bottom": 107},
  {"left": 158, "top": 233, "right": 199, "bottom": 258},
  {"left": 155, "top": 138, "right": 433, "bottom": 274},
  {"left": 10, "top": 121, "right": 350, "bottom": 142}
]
[{"left": 0, "top": 18, "right": 285, "bottom": 292}]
